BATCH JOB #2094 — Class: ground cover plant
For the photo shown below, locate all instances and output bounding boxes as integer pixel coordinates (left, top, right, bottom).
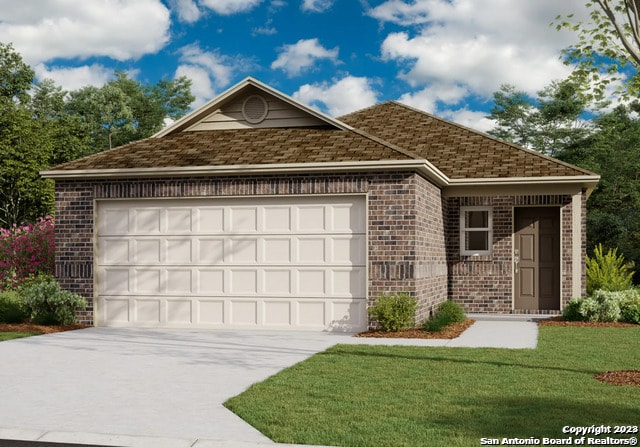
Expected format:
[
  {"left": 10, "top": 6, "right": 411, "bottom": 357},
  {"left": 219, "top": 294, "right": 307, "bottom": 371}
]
[{"left": 225, "top": 326, "right": 640, "bottom": 447}]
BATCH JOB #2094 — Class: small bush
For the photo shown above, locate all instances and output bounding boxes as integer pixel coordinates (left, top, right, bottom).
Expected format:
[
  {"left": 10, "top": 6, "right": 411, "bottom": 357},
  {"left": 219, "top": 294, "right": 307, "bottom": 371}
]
[
  {"left": 424, "top": 300, "right": 466, "bottom": 332},
  {"left": 562, "top": 289, "right": 640, "bottom": 323},
  {"left": 21, "top": 277, "right": 86, "bottom": 325},
  {"left": 586, "top": 244, "right": 634, "bottom": 294},
  {"left": 620, "top": 293, "right": 640, "bottom": 324},
  {"left": 562, "top": 298, "right": 583, "bottom": 321},
  {"left": 368, "top": 292, "right": 418, "bottom": 332},
  {"left": 0, "top": 290, "right": 28, "bottom": 323}
]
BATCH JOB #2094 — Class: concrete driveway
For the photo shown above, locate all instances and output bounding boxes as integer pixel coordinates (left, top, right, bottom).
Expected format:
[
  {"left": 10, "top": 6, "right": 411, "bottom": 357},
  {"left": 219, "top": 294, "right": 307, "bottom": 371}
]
[
  {"left": 0, "top": 327, "right": 357, "bottom": 446},
  {"left": 0, "top": 320, "right": 538, "bottom": 446}
]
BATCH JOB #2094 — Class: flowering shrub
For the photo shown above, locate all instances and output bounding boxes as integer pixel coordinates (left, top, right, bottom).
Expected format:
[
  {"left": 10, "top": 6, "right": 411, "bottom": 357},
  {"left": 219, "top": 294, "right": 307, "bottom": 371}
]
[{"left": 0, "top": 216, "right": 55, "bottom": 289}]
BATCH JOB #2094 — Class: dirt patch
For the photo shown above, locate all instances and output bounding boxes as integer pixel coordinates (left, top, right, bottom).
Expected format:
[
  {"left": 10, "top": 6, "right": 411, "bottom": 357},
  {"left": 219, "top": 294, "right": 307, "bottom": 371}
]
[
  {"left": 595, "top": 370, "right": 640, "bottom": 387},
  {"left": 355, "top": 319, "right": 475, "bottom": 339},
  {"left": 538, "top": 317, "right": 639, "bottom": 328},
  {"left": 0, "top": 322, "right": 89, "bottom": 334}
]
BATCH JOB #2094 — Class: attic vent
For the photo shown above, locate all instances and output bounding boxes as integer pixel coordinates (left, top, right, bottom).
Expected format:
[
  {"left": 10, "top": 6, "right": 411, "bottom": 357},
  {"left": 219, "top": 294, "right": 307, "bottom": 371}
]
[{"left": 242, "top": 95, "right": 269, "bottom": 124}]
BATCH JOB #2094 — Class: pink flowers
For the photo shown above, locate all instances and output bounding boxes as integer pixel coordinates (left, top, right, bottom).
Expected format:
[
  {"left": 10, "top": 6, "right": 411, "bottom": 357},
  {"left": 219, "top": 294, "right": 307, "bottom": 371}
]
[{"left": 0, "top": 216, "right": 55, "bottom": 289}]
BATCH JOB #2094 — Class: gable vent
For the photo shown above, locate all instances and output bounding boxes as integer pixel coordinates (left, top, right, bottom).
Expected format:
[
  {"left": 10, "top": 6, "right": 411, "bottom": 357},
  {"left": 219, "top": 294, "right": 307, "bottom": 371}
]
[{"left": 242, "top": 95, "right": 269, "bottom": 124}]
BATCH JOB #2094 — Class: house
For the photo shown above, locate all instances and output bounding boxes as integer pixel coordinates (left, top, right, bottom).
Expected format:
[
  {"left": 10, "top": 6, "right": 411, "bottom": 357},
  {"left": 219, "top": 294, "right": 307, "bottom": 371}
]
[{"left": 41, "top": 77, "right": 600, "bottom": 331}]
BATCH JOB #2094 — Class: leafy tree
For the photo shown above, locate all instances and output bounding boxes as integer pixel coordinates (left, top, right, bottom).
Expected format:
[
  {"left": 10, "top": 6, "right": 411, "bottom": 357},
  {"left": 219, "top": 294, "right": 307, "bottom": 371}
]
[
  {"left": 66, "top": 71, "right": 194, "bottom": 151},
  {"left": 554, "top": 0, "right": 640, "bottom": 100},
  {"left": 559, "top": 104, "right": 640, "bottom": 282},
  {"left": 488, "top": 79, "right": 592, "bottom": 156},
  {"left": 66, "top": 83, "right": 135, "bottom": 151},
  {"left": 0, "top": 43, "right": 54, "bottom": 226},
  {"left": 0, "top": 43, "right": 34, "bottom": 105}
]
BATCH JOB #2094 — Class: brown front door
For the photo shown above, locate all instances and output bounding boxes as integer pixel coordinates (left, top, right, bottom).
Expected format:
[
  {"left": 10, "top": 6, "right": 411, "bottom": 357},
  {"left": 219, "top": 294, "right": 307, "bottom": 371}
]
[{"left": 514, "top": 207, "right": 560, "bottom": 310}]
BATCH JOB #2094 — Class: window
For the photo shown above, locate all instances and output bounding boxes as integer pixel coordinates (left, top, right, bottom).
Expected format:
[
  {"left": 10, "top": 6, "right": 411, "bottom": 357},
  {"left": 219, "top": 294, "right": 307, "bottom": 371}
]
[{"left": 460, "top": 206, "right": 492, "bottom": 256}]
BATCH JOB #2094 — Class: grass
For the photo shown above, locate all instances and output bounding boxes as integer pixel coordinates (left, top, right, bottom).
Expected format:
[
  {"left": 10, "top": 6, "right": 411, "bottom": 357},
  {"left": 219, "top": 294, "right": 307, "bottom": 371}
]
[
  {"left": 0, "top": 331, "right": 38, "bottom": 341},
  {"left": 225, "top": 326, "right": 640, "bottom": 447}
]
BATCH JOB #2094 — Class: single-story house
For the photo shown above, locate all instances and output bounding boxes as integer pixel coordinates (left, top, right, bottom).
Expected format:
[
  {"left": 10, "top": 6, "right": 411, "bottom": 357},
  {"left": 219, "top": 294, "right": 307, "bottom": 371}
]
[{"left": 42, "top": 77, "right": 600, "bottom": 331}]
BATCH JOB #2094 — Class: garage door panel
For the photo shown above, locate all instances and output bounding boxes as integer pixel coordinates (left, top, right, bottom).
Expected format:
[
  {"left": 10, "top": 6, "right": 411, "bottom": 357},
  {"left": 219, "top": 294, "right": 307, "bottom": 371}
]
[
  {"left": 197, "top": 239, "right": 224, "bottom": 263},
  {"left": 134, "top": 209, "right": 161, "bottom": 233},
  {"left": 198, "top": 269, "right": 224, "bottom": 293},
  {"left": 296, "top": 205, "right": 326, "bottom": 232},
  {"left": 263, "top": 207, "right": 292, "bottom": 232},
  {"left": 229, "top": 269, "right": 258, "bottom": 294},
  {"left": 100, "top": 239, "right": 130, "bottom": 263},
  {"left": 97, "top": 196, "right": 366, "bottom": 330},
  {"left": 166, "top": 208, "right": 193, "bottom": 232},
  {"left": 100, "top": 268, "right": 130, "bottom": 294},
  {"left": 262, "top": 238, "right": 292, "bottom": 263},
  {"left": 134, "top": 239, "right": 162, "bottom": 263},
  {"left": 197, "top": 208, "right": 224, "bottom": 233},
  {"left": 229, "top": 207, "right": 258, "bottom": 232}
]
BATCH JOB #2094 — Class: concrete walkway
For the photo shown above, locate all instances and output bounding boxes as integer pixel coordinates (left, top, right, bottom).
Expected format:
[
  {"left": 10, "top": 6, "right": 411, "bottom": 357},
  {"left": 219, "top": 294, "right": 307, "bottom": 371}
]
[{"left": 0, "top": 319, "right": 539, "bottom": 447}]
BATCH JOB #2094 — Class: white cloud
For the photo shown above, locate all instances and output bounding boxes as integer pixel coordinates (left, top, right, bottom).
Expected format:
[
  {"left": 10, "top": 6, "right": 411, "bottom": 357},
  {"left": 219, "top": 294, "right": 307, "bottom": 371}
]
[
  {"left": 370, "top": 0, "right": 592, "bottom": 126},
  {"left": 293, "top": 76, "right": 379, "bottom": 116},
  {"left": 272, "top": 38, "right": 339, "bottom": 77},
  {"left": 168, "top": 0, "right": 201, "bottom": 23},
  {"left": 0, "top": 0, "right": 170, "bottom": 65},
  {"left": 442, "top": 109, "right": 496, "bottom": 134},
  {"left": 175, "top": 65, "right": 216, "bottom": 109},
  {"left": 175, "top": 44, "right": 248, "bottom": 107},
  {"left": 199, "top": 0, "right": 263, "bottom": 15},
  {"left": 34, "top": 63, "right": 113, "bottom": 91},
  {"left": 301, "top": 0, "right": 334, "bottom": 13}
]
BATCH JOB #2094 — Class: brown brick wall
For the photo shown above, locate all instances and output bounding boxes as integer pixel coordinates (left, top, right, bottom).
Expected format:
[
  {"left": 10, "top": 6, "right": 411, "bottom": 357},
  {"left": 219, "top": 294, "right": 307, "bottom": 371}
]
[
  {"left": 447, "top": 194, "right": 578, "bottom": 313},
  {"left": 55, "top": 172, "right": 448, "bottom": 327}
]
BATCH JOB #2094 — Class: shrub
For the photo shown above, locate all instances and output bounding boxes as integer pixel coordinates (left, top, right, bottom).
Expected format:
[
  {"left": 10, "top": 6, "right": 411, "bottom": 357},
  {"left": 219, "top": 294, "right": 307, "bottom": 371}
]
[
  {"left": 424, "top": 300, "right": 466, "bottom": 332},
  {"left": 368, "top": 292, "right": 418, "bottom": 332},
  {"left": 562, "top": 298, "right": 583, "bottom": 321},
  {"left": 0, "top": 290, "right": 28, "bottom": 323},
  {"left": 620, "top": 293, "right": 640, "bottom": 324},
  {"left": 0, "top": 216, "right": 55, "bottom": 290},
  {"left": 21, "top": 277, "right": 86, "bottom": 325},
  {"left": 586, "top": 244, "right": 634, "bottom": 294},
  {"left": 562, "top": 289, "right": 640, "bottom": 323}
]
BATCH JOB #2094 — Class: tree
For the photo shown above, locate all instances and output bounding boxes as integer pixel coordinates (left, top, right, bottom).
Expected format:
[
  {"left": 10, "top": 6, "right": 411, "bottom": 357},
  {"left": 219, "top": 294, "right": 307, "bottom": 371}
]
[
  {"left": 488, "top": 79, "right": 592, "bottom": 156},
  {"left": 555, "top": 0, "right": 640, "bottom": 100},
  {"left": 558, "top": 104, "right": 640, "bottom": 281},
  {"left": 65, "top": 71, "right": 194, "bottom": 151},
  {"left": 0, "top": 44, "right": 55, "bottom": 226}
]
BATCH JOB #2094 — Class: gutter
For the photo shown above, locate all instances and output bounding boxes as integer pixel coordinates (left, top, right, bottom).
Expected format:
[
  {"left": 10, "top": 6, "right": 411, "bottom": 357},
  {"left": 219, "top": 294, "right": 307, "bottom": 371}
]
[{"left": 41, "top": 159, "right": 450, "bottom": 187}]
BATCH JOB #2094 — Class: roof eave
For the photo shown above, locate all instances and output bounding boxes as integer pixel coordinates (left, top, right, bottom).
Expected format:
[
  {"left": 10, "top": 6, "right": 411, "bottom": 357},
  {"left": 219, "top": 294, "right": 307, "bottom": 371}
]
[
  {"left": 41, "top": 159, "right": 449, "bottom": 186},
  {"left": 447, "top": 175, "right": 601, "bottom": 197}
]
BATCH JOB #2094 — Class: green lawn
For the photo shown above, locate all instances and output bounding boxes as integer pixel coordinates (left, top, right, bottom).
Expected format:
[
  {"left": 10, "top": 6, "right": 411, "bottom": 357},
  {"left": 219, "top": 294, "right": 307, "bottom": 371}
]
[
  {"left": 0, "top": 331, "right": 38, "bottom": 341},
  {"left": 225, "top": 326, "right": 640, "bottom": 447}
]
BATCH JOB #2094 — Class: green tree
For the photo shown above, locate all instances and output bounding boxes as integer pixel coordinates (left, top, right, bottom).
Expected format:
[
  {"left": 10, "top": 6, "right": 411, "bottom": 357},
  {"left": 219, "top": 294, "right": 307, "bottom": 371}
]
[
  {"left": 0, "top": 43, "right": 54, "bottom": 225},
  {"left": 559, "top": 104, "right": 640, "bottom": 282},
  {"left": 66, "top": 71, "right": 194, "bottom": 151},
  {"left": 554, "top": 0, "right": 640, "bottom": 100},
  {"left": 488, "top": 79, "right": 592, "bottom": 156}
]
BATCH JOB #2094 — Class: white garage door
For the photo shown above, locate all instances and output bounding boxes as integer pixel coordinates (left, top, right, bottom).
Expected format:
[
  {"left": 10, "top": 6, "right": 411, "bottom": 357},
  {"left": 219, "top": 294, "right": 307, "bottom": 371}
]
[{"left": 96, "top": 196, "right": 367, "bottom": 331}]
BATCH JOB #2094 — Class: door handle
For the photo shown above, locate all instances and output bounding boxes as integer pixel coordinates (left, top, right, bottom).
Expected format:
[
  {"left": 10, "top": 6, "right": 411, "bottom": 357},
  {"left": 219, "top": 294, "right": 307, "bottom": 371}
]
[{"left": 514, "top": 249, "right": 519, "bottom": 274}]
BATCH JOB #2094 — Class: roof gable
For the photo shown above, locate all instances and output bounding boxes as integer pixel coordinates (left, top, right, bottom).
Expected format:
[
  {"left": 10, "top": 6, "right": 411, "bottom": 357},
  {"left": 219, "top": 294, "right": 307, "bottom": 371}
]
[{"left": 155, "top": 77, "right": 350, "bottom": 137}]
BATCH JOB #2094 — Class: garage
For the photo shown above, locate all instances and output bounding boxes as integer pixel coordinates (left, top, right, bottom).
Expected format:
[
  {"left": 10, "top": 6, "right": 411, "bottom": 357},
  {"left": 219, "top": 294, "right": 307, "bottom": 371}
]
[{"left": 96, "top": 195, "right": 367, "bottom": 330}]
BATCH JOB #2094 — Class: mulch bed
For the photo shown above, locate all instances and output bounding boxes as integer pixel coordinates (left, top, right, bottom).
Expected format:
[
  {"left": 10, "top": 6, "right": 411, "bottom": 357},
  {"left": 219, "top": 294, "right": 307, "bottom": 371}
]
[
  {"left": 0, "top": 322, "right": 88, "bottom": 334},
  {"left": 594, "top": 370, "right": 640, "bottom": 387},
  {"left": 538, "top": 316, "right": 639, "bottom": 328},
  {"left": 355, "top": 319, "right": 475, "bottom": 339}
]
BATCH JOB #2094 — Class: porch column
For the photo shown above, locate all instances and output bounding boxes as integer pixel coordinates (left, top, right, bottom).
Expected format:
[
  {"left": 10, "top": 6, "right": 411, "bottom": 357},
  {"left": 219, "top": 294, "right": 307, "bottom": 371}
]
[{"left": 572, "top": 192, "right": 582, "bottom": 298}]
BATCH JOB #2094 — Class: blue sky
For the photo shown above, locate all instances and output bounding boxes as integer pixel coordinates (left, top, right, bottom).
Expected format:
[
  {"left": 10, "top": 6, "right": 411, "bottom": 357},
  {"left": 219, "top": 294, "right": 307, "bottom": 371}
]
[{"left": 0, "top": 0, "right": 592, "bottom": 131}]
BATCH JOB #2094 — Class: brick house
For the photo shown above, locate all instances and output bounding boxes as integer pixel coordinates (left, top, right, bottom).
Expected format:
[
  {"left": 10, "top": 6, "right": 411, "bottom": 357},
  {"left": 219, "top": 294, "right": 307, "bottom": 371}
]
[{"left": 42, "top": 77, "right": 599, "bottom": 331}]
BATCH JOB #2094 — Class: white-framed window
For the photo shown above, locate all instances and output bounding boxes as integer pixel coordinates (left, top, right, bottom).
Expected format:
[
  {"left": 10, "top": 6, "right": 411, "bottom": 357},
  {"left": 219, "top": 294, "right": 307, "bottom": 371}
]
[{"left": 460, "top": 206, "right": 492, "bottom": 256}]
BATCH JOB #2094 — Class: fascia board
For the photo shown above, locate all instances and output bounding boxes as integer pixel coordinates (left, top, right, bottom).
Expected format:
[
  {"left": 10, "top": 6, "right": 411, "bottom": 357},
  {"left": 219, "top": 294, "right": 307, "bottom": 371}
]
[{"left": 41, "top": 160, "right": 449, "bottom": 184}]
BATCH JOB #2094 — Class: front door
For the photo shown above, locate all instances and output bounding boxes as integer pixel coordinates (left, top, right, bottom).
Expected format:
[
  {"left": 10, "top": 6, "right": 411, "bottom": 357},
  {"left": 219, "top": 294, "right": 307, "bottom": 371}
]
[{"left": 514, "top": 207, "right": 560, "bottom": 310}]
